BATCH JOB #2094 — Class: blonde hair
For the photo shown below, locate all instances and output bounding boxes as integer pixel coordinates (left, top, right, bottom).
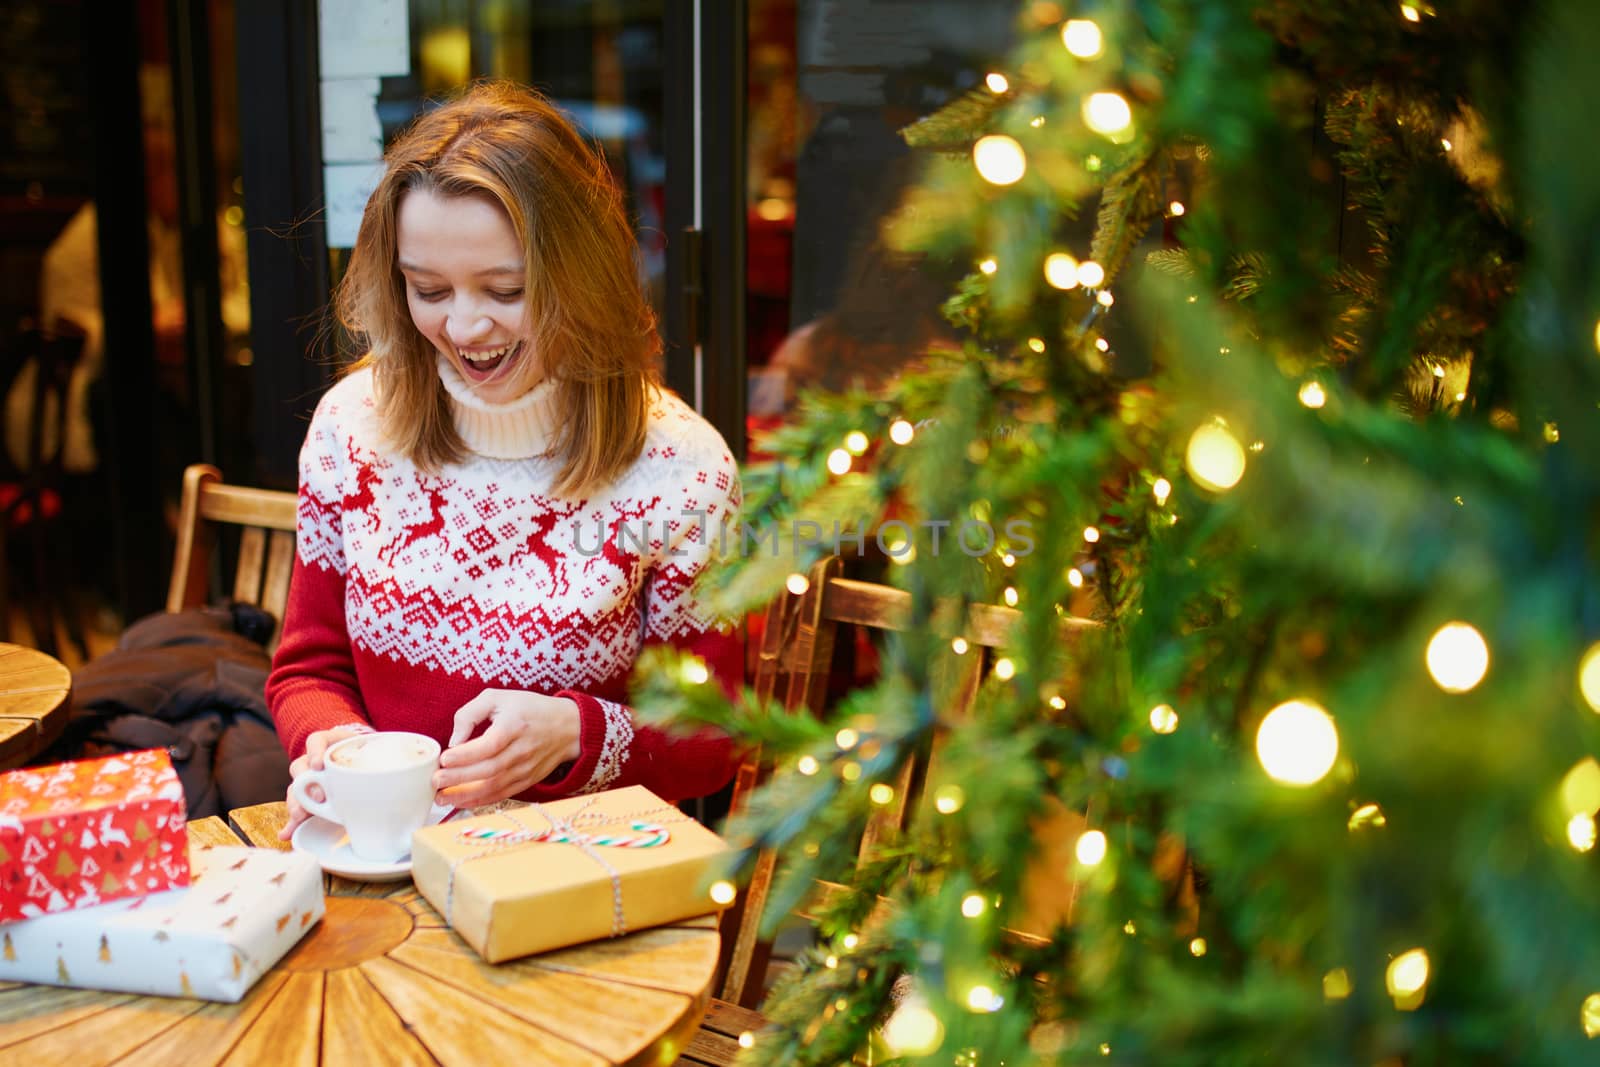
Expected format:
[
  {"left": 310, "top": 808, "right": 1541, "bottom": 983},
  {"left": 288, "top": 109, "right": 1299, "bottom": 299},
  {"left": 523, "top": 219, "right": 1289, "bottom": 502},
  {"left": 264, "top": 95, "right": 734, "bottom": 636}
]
[{"left": 337, "top": 81, "right": 657, "bottom": 498}]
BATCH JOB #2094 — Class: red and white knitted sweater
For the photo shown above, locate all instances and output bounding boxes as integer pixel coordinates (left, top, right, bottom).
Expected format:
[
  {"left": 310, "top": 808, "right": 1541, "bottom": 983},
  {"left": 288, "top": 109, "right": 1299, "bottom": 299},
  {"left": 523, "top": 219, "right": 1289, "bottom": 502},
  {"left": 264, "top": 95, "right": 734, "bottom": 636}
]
[{"left": 265, "top": 359, "right": 742, "bottom": 802}]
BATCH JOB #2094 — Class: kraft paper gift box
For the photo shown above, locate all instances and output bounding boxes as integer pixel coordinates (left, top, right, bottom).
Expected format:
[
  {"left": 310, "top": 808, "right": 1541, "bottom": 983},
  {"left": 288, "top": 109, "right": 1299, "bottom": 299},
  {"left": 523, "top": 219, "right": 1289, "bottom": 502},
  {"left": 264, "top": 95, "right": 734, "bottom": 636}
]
[
  {"left": 412, "top": 784, "right": 731, "bottom": 963},
  {"left": 0, "top": 844, "right": 324, "bottom": 1001},
  {"left": 0, "top": 749, "right": 189, "bottom": 922}
]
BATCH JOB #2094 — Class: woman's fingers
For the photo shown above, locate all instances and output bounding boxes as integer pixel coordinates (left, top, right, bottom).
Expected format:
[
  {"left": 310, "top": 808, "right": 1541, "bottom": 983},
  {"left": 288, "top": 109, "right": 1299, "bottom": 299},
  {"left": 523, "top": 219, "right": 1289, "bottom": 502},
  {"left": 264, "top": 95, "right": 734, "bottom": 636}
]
[{"left": 447, "top": 691, "right": 499, "bottom": 748}]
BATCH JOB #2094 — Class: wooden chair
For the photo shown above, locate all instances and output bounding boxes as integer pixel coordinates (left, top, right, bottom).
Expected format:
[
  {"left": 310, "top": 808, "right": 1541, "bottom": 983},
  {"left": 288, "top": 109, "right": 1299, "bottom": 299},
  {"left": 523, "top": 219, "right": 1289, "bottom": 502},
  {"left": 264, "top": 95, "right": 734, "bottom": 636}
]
[
  {"left": 166, "top": 463, "right": 298, "bottom": 650},
  {"left": 674, "top": 556, "right": 1092, "bottom": 1064}
]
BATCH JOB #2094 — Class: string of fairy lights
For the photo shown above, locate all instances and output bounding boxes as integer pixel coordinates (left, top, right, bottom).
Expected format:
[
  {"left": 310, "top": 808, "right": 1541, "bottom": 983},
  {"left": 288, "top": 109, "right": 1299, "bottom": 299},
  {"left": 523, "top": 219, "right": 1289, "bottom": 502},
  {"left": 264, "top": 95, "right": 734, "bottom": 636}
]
[{"left": 705, "top": 1, "right": 1600, "bottom": 1055}]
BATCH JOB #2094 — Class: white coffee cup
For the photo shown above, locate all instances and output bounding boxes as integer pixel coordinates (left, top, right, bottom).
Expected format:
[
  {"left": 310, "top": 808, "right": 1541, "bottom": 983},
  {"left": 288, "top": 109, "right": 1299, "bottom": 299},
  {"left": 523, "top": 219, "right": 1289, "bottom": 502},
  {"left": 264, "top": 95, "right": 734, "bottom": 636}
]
[{"left": 291, "top": 731, "right": 441, "bottom": 862}]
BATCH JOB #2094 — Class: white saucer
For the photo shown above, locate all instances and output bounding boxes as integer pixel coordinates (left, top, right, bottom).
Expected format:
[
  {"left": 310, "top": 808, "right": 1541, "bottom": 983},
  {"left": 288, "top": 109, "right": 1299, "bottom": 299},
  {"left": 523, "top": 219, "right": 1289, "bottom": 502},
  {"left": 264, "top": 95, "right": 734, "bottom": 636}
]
[{"left": 290, "top": 804, "right": 458, "bottom": 882}]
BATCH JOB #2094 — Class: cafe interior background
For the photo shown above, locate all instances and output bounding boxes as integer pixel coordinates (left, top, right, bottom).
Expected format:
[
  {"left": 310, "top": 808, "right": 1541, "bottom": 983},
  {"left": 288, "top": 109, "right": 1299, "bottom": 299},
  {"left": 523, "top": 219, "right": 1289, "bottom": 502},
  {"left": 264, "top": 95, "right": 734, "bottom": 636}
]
[{"left": 0, "top": 0, "right": 1014, "bottom": 667}]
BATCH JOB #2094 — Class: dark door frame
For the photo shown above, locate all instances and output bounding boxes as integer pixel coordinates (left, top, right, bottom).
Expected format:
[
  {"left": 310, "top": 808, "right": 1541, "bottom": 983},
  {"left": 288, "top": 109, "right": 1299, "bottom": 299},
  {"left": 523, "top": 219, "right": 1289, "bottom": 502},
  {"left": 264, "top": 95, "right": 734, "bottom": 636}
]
[{"left": 235, "top": 0, "right": 332, "bottom": 491}]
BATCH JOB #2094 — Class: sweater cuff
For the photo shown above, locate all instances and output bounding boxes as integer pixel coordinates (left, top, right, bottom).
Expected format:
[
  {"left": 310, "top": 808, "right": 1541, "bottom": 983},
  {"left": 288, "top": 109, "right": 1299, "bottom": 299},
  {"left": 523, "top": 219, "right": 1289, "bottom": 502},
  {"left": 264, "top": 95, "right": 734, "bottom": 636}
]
[
  {"left": 271, "top": 687, "right": 371, "bottom": 761},
  {"left": 538, "top": 689, "right": 632, "bottom": 795}
]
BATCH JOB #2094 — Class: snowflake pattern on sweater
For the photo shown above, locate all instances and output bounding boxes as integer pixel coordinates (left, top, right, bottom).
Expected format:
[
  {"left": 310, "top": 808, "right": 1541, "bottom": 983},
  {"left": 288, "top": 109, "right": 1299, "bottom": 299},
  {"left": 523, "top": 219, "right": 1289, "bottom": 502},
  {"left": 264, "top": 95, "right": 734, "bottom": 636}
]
[{"left": 266, "top": 367, "right": 742, "bottom": 802}]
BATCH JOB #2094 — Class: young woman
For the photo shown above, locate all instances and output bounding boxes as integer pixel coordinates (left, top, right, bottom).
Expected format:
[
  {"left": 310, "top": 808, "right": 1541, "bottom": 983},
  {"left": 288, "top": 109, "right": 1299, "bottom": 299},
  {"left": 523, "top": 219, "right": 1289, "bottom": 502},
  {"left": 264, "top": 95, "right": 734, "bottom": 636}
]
[{"left": 266, "top": 82, "right": 741, "bottom": 839}]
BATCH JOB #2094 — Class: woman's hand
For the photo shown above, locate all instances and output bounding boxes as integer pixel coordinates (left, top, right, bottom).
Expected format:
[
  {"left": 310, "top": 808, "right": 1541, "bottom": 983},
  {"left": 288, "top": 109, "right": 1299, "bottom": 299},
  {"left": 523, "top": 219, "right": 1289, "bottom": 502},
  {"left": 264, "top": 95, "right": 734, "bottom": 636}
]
[
  {"left": 279, "top": 723, "right": 376, "bottom": 841},
  {"left": 435, "top": 690, "right": 582, "bottom": 808}
]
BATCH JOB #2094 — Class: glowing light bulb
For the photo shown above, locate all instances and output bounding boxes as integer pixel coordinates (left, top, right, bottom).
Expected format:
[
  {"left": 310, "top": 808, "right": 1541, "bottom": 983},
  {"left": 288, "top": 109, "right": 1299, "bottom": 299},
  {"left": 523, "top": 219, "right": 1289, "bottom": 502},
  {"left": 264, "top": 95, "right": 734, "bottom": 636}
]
[
  {"left": 1153, "top": 477, "right": 1172, "bottom": 504},
  {"left": 797, "top": 755, "right": 819, "bottom": 776},
  {"left": 1067, "top": 568, "right": 1085, "bottom": 588},
  {"left": 1149, "top": 704, "right": 1178, "bottom": 734},
  {"left": 978, "top": 257, "right": 998, "bottom": 276},
  {"left": 966, "top": 985, "right": 1004, "bottom": 1012},
  {"left": 1324, "top": 968, "right": 1352, "bottom": 1000},
  {"left": 844, "top": 430, "right": 869, "bottom": 455},
  {"left": 1440, "top": 137, "right": 1453, "bottom": 151},
  {"left": 1030, "top": 115, "right": 1045, "bottom": 127},
  {"left": 1400, "top": 3, "right": 1421, "bottom": 21},
  {"left": 836, "top": 728, "right": 859, "bottom": 749},
  {"left": 1096, "top": 290, "right": 1115, "bottom": 307},
  {"left": 786, "top": 573, "right": 810, "bottom": 595},
  {"left": 1027, "top": 337, "right": 1046, "bottom": 353},
  {"left": 1299, "top": 381, "right": 1327, "bottom": 409},
  {"left": 827, "top": 448, "right": 852, "bottom": 475},
  {"left": 1002, "top": 552, "right": 1017, "bottom": 567},
  {"left": 1094, "top": 337, "right": 1110, "bottom": 352},
  {"left": 1347, "top": 803, "right": 1387, "bottom": 830},
  {"left": 869, "top": 783, "right": 895, "bottom": 805},
  {"left": 1579, "top": 641, "right": 1600, "bottom": 712},
  {"left": 1048, "top": 696, "right": 1067, "bottom": 710},
  {"left": 1076, "top": 260, "right": 1106, "bottom": 288},
  {"left": 681, "top": 659, "right": 710, "bottom": 685},
  {"left": 994, "top": 657, "right": 1017, "bottom": 680},
  {"left": 842, "top": 933, "right": 859, "bottom": 949},
  {"left": 974, "top": 135, "right": 1027, "bottom": 185},
  {"left": 1186, "top": 422, "right": 1247, "bottom": 492},
  {"left": 1082, "top": 92, "right": 1133, "bottom": 137},
  {"left": 952, "top": 636, "right": 970, "bottom": 655},
  {"left": 1568, "top": 813, "right": 1597, "bottom": 852},
  {"left": 883, "top": 998, "right": 944, "bottom": 1054},
  {"left": 1075, "top": 829, "right": 1108, "bottom": 866},
  {"left": 1583, "top": 993, "right": 1600, "bottom": 1038},
  {"left": 1189, "top": 938, "right": 1207, "bottom": 957},
  {"left": 1084, "top": 526, "right": 1101, "bottom": 543},
  {"left": 934, "top": 785, "right": 966, "bottom": 814},
  {"left": 1169, "top": 200, "right": 1186, "bottom": 216},
  {"left": 1561, "top": 758, "right": 1600, "bottom": 818},
  {"left": 961, "top": 893, "right": 987, "bottom": 918},
  {"left": 1425, "top": 622, "right": 1490, "bottom": 693},
  {"left": 890, "top": 419, "right": 915, "bottom": 445},
  {"left": 1387, "top": 948, "right": 1430, "bottom": 1004},
  {"left": 710, "top": 880, "right": 737, "bottom": 905},
  {"left": 1044, "top": 252, "right": 1080, "bottom": 289},
  {"left": 1003, "top": 586, "right": 1019, "bottom": 607},
  {"left": 985, "top": 72, "right": 1009, "bottom": 94},
  {"left": 1061, "top": 19, "right": 1104, "bottom": 59},
  {"left": 738, "top": 1031, "right": 755, "bottom": 1049},
  {"left": 1256, "top": 699, "right": 1338, "bottom": 785}
]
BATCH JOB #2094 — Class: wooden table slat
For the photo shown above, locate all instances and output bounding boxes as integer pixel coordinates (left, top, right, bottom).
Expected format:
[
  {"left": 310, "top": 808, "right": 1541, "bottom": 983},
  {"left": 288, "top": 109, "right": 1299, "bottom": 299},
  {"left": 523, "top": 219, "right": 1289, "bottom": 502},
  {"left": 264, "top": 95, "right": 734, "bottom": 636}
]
[
  {"left": 390, "top": 936, "right": 694, "bottom": 1064},
  {"left": 111, "top": 972, "right": 290, "bottom": 1067},
  {"left": 0, "top": 718, "right": 37, "bottom": 767},
  {"left": 186, "top": 817, "right": 245, "bottom": 850},
  {"left": 479, "top": 922, "right": 723, "bottom": 997},
  {"left": 0, "top": 987, "right": 135, "bottom": 1046},
  {"left": 322, "top": 968, "right": 438, "bottom": 1067},
  {"left": 0, "top": 992, "right": 202, "bottom": 1066},
  {"left": 218, "top": 971, "right": 323, "bottom": 1067},
  {"left": 363, "top": 954, "right": 609, "bottom": 1066},
  {"left": 0, "top": 643, "right": 70, "bottom": 770},
  {"left": 226, "top": 803, "right": 293, "bottom": 851}
]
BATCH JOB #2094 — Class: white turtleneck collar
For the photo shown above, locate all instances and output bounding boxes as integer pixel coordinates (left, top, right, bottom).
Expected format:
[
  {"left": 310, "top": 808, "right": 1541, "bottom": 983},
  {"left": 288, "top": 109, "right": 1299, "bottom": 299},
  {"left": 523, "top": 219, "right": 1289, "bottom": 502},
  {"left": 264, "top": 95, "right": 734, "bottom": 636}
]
[{"left": 435, "top": 354, "right": 560, "bottom": 460}]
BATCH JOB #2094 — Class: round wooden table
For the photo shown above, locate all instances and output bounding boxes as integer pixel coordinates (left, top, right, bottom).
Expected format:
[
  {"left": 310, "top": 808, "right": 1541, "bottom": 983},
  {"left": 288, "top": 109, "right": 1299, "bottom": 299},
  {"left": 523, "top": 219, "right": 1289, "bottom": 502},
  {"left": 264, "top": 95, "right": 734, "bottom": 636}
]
[
  {"left": 0, "top": 642, "right": 71, "bottom": 770},
  {"left": 0, "top": 805, "right": 722, "bottom": 1066}
]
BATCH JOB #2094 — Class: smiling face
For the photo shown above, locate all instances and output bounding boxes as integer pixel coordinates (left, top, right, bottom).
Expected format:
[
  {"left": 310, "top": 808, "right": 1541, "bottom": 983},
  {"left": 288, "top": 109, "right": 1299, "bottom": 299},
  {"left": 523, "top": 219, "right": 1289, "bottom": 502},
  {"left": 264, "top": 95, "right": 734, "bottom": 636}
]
[{"left": 396, "top": 187, "right": 537, "bottom": 403}]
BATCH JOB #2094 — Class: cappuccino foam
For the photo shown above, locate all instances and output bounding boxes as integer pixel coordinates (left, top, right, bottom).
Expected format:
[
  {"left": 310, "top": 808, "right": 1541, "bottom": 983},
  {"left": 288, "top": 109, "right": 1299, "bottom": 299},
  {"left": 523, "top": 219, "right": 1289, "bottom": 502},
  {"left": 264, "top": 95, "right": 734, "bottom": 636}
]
[{"left": 328, "top": 733, "right": 435, "bottom": 770}]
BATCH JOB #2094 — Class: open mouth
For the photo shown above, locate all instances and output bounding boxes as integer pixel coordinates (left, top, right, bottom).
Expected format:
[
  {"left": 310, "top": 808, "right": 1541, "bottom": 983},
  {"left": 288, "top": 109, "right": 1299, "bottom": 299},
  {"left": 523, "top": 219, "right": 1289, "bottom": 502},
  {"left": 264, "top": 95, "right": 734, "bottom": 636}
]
[{"left": 456, "top": 340, "right": 521, "bottom": 382}]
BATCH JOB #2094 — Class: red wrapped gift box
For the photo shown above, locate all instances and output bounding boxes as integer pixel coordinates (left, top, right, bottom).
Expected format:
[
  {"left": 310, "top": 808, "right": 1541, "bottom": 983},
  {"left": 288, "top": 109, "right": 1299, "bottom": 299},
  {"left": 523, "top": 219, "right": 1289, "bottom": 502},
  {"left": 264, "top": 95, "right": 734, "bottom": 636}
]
[{"left": 0, "top": 749, "right": 190, "bottom": 923}]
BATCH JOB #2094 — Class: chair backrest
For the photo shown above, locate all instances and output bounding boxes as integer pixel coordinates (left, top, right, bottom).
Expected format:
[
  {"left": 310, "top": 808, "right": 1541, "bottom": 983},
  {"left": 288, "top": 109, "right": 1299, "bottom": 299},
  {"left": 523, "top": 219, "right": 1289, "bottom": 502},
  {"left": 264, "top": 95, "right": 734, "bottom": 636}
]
[
  {"left": 166, "top": 463, "right": 298, "bottom": 651},
  {"left": 717, "top": 555, "right": 1093, "bottom": 1006}
]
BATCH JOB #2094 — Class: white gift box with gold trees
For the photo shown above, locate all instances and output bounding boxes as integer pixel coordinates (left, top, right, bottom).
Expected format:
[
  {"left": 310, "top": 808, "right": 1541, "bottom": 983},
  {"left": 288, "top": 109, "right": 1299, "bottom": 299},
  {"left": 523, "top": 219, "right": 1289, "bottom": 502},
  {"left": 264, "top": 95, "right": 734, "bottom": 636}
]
[{"left": 0, "top": 845, "right": 324, "bottom": 1002}]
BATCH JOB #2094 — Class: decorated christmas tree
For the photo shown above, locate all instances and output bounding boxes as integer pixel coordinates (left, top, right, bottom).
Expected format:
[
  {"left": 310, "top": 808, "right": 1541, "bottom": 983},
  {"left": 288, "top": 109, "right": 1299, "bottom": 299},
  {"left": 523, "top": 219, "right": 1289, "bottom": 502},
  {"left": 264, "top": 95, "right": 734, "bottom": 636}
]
[{"left": 642, "top": 1, "right": 1600, "bottom": 1062}]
